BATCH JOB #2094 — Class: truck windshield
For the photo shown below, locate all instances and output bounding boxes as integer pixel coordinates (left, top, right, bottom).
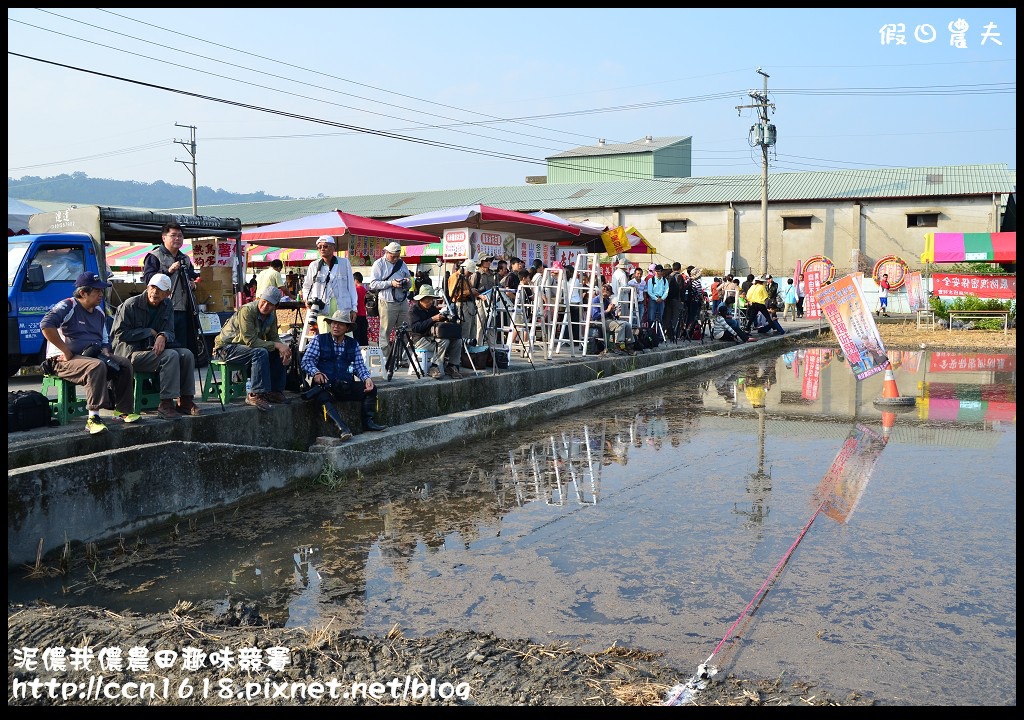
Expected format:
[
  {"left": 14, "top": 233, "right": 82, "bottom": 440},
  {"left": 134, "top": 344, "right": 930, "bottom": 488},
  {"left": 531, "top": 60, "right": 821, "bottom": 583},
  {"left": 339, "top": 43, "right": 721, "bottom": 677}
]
[{"left": 8, "top": 242, "right": 29, "bottom": 285}]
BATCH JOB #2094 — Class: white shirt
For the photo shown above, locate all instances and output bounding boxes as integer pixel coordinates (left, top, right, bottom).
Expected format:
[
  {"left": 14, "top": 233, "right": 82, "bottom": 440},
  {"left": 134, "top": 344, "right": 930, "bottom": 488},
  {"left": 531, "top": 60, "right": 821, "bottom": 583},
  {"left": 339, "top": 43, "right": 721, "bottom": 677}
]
[{"left": 302, "top": 256, "right": 356, "bottom": 315}]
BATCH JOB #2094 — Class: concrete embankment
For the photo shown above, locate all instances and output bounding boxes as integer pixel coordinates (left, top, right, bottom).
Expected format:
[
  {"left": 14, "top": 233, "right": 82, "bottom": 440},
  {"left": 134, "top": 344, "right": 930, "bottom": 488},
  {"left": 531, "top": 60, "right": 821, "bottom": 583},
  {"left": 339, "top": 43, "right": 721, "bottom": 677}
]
[{"left": 8, "top": 328, "right": 820, "bottom": 568}]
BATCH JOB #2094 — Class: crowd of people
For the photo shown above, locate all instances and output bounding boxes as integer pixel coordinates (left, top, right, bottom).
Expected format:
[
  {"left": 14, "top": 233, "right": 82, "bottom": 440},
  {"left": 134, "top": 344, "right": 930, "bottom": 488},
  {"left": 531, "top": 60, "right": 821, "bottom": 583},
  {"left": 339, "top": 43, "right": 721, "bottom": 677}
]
[{"left": 39, "top": 233, "right": 804, "bottom": 440}]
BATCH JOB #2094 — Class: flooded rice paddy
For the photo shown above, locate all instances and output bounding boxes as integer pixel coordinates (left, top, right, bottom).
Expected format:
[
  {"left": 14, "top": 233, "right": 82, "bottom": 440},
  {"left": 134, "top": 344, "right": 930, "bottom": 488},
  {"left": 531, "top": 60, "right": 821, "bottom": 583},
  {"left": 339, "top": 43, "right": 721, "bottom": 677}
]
[{"left": 9, "top": 347, "right": 1016, "bottom": 705}]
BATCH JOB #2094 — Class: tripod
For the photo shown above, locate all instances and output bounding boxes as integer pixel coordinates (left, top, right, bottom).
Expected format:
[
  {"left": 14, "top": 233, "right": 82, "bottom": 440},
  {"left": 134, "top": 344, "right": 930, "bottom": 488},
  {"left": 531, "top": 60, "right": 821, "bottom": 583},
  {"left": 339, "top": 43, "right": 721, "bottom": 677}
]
[
  {"left": 176, "top": 261, "right": 224, "bottom": 411},
  {"left": 384, "top": 323, "right": 423, "bottom": 381},
  {"left": 284, "top": 305, "right": 307, "bottom": 392},
  {"left": 484, "top": 285, "right": 534, "bottom": 369}
]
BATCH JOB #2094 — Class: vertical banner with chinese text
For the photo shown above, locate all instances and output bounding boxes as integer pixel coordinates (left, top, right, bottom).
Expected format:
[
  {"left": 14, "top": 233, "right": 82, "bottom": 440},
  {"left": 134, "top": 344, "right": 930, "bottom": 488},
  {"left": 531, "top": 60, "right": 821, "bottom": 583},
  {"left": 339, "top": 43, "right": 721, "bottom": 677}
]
[
  {"left": 815, "top": 273, "right": 889, "bottom": 381},
  {"left": 905, "top": 271, "right": 924, "bottom": 311}
]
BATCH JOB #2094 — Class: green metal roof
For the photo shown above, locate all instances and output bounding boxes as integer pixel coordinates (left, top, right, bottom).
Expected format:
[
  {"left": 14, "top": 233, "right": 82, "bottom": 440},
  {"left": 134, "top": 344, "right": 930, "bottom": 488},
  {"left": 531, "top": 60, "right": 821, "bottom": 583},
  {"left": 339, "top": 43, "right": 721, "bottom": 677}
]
[
  {"left": 151, "top": 163, "right": 1016, "bottom": 227},
  {"left": 546, "top": 135, "right": 690, "bottom": 159}
]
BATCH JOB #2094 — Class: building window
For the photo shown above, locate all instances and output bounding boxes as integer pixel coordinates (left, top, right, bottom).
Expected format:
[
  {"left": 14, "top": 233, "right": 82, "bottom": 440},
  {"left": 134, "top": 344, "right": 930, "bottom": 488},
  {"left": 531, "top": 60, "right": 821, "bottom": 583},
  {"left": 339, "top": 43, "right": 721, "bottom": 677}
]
[
  {"left": 907, "top": 213, "right": 939, "bottom": 228},
  {"left": 782, "top": 216, "right": 812, "bottom": 230},
  {"left": 661, "top": 220, "right": 687, "bottom": 233}
]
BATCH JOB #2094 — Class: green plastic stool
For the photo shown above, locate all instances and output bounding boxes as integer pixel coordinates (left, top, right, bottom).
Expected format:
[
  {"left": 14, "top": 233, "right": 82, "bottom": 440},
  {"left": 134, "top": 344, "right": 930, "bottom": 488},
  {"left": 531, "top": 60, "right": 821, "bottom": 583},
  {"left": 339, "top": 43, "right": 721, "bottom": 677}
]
[
  {"left": 133, "top": 371, "right": 161, "bottom": 413},
  {"left": 202, "top": 360, "right": 248, "bottom": 405},
  {"left": 40, "top": 375, "right": 88, "bottom": 426}
]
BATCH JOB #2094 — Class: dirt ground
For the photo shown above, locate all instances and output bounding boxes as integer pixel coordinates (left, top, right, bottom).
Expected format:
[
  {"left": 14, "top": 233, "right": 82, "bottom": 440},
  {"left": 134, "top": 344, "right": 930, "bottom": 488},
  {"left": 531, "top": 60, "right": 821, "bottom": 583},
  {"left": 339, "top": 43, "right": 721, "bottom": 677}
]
[{"left": 8, "top": 319, "right": 1011, "bottom": 707}]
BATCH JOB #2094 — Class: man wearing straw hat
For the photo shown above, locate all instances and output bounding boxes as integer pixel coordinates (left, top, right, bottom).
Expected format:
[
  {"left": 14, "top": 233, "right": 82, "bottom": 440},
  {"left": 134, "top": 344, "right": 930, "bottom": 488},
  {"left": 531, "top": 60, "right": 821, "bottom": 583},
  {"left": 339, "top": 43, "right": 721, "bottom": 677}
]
[{"left": 300, "top": 310, "right": 386, "bottom": 441}]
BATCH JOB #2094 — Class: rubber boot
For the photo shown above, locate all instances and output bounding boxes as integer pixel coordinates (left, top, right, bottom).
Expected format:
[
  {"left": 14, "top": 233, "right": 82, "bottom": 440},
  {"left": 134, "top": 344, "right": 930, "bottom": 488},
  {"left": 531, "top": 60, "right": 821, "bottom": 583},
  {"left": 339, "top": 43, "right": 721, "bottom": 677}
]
[
  {"left": 362, "top": 397, "right": 387, "bottom": 431},
  {"left": 323, "top": 402, "right": 353, "bottom": 441}
]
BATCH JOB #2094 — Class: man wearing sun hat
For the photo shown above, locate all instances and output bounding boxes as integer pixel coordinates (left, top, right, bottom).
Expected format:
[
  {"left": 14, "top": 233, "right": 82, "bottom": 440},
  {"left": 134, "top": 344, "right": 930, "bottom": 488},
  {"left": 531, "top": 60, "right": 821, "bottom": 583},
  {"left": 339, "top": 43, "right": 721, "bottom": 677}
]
[
  {"left": 300, "top": 310, "right": 386, "bottom": 440},
  {"left": 410, "top": 285, "right": 464, "bottom": 380},
  {"left": 111, "top": 272, "right": 199, "bottom": 420},
  {"left": 302, "top": 234, "right": 357, "bottom": 339},
  {"left": 368, "top": 240, "right": 412, "bottom": 363}
]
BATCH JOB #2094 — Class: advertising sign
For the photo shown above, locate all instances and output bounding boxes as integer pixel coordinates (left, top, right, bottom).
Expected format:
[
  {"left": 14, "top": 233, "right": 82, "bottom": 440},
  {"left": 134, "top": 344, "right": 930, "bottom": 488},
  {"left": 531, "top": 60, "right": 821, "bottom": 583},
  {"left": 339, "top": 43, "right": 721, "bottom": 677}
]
[
  {"left": 516, "top": 239, "right": 557, "bottom": 268},
  {"left": 932, "top": 274, "right": 1016, "bottom": 300},
  {"left": 442, "top": 228, "right": 471, "bottom": 261},
  {"left": 474, "top": 230, "right": 506, "bottom": 259},
  {"left": 905, "top": 271, "right": 924, "bottom": 311},
  {"left": 815, "top": 273, "right": 888, "bottom": 381}
]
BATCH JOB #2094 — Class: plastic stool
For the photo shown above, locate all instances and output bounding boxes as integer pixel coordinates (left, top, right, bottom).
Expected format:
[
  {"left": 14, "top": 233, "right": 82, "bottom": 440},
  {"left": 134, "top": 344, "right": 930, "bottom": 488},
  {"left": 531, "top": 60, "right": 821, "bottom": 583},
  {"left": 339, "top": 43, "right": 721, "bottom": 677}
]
[
  {"left": 361, "top": 346, "right": 384, "bottom": 378},
  {"left": 40, "top": 375, "right": 88, "bottom": 426},
  {"left": 202, "top": 360, "right": 249, "bottom": 404},
  {"left": 133, "top": 371, "right": 161, "bottom": 413},
  {"left": 411, "top": 348, "right": 430, "bottom": 376}
]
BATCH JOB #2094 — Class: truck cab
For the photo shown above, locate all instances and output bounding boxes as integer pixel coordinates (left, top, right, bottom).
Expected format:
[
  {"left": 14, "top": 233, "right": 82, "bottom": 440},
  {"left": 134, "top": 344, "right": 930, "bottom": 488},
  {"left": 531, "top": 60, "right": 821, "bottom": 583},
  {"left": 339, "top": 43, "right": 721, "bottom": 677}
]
[{"left": 8, "top": 232, "right": 102, "bottom": 376}]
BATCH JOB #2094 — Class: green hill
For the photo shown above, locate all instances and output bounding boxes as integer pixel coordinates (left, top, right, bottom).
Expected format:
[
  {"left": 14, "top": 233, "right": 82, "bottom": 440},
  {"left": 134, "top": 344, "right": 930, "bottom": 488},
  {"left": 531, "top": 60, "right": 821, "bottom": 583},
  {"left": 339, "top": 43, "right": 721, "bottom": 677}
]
[{"left": 8, "top": 172, "right": 291, "bottom": 209}]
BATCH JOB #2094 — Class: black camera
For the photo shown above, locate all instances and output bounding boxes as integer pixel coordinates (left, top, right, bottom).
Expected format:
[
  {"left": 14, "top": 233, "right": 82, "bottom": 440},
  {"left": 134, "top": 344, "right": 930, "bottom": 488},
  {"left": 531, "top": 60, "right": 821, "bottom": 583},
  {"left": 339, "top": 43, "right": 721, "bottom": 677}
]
[
  {"left": 302, "top": 383, "right": 327, "bottom": 401},
  {"left": 80, "top": 343, "right": 121, "bottom": 377},
  {"left": 309, "top": 298, "right": 326, "bottom": 311}
]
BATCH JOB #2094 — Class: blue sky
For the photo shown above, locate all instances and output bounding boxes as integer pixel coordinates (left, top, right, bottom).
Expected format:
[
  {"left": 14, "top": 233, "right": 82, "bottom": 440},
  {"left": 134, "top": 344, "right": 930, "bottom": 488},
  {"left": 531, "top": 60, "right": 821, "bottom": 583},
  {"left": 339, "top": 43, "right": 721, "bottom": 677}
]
[{"left": 7, "top": 8, "right": 1016, "bottom": 200}]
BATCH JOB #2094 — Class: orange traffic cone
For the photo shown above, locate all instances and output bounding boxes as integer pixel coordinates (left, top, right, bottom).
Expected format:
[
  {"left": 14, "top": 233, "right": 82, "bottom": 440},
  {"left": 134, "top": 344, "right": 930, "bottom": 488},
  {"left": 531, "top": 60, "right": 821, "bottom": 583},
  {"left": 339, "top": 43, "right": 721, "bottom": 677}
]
[
  {"left": 881, "top": 410, "right": 896, "bottom": 442},
  {"left": 873, "top": 364, "right": 915, "bottom": 408},
  {"left": 880, "top": 367, "right": 900, "bottom": 399}
]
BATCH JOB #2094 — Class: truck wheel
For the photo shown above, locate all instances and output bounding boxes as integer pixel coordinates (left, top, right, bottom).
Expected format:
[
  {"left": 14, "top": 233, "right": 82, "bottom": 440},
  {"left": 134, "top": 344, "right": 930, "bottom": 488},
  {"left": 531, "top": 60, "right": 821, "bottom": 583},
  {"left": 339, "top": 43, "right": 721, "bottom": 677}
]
[{"left": 8, "top": 355, "right": 24, "bottom": 377}]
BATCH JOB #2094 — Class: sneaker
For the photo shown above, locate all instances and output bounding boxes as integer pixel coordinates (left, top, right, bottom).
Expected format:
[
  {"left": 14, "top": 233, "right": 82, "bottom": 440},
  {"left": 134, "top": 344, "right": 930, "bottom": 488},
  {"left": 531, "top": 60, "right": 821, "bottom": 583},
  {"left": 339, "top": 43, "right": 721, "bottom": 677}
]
[
  {"left": 112, "top": 410, "right": 143, "bottom": 423},
  {"left": 445, "top": 364, "right": 462, "bottom": 379},
  {"left": 427, "top": 364, "right": 442, "bottom": 380},
  {"left": 264, "top": 391, "right": 289, "bottom": 404},
  {"left": 86, "top": 416, "right": 108, "bottom": 434},
  {"left": 157, "top": 399, "right": 180, "bottom": 420},
  {"left": 245, "top": 393, "right": 272, "bottom": 411}
]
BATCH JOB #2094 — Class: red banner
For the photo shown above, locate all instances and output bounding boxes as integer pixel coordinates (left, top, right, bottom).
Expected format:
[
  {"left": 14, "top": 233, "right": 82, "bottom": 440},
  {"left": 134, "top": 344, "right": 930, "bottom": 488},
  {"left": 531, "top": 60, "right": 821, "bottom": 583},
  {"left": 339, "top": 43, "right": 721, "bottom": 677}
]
[
  {"left": 928, "top": 353, "right": 1016, "bottom": 373},
  {"left": 804, "top": 270, "right": 822, "bottom": 319},
  {"left": 932, "top": 274, "right": 1016, "bottom": 299},
  {"left": 802, "top": 349, "right": 822, "bottom": 400}
]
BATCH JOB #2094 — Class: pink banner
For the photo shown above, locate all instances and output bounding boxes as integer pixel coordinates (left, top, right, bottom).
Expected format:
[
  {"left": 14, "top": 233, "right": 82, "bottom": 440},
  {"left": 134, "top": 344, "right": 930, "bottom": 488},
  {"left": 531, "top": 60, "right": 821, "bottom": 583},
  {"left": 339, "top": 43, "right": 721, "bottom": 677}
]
[
  {"left": 802, "top": 349, "right": 821, "bottom": 400},
  {"left": 932, "top": 274, "right": 1015, "bottom": 299},
  {"left": 905, "top": 271, "right": 925, "bottom": 311},
  {"left": 804, "top": 270, "right": 822, "bottom": 319},
  {"left": 815, "top": 273, "right": 888, "bottom": 381}
]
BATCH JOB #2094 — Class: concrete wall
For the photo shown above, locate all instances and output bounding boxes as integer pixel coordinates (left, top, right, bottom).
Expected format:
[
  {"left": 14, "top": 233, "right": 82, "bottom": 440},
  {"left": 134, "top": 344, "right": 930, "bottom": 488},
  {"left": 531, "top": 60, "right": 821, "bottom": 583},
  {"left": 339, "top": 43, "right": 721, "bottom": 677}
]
[{"left": 558, "top": 197, "right": 996, "bottom": 277}]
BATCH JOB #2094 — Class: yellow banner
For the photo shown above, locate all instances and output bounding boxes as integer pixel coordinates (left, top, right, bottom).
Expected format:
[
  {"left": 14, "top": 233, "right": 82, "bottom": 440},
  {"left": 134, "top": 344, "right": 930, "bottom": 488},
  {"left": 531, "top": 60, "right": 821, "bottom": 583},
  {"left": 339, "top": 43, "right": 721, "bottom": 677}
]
[{"left": 601, "top": 226, "right": 631, "bottom": 255}]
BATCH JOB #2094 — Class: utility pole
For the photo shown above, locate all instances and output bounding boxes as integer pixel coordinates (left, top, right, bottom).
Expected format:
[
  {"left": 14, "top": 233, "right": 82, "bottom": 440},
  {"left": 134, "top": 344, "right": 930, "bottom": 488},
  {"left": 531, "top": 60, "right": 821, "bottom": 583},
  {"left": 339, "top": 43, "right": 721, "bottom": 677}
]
[
  {"left": 736, "top": 69, "right": 776, "bottom": 275},
  {"left": 174, "top": 123, "right": 198, "bottom": 215}
]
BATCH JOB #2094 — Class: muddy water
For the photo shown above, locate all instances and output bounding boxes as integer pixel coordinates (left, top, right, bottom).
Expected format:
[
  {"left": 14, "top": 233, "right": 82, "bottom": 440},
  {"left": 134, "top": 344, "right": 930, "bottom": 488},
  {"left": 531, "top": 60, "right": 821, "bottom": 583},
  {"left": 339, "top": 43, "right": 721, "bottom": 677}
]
[{"left": 9, "top": 348, "right": 1016, "bottom": 705}]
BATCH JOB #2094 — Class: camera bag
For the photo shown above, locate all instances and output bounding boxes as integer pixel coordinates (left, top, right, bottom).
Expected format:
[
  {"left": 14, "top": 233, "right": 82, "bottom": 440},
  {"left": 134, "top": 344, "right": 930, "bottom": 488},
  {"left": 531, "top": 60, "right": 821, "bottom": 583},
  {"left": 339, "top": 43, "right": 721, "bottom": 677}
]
[{"left": 9, "top": 390, "right": 53, "bottom": 432}]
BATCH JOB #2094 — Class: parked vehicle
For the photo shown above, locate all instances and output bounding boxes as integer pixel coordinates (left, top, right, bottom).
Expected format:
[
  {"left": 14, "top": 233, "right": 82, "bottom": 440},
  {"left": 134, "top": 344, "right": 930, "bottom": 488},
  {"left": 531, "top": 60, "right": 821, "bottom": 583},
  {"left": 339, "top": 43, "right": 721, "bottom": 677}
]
[{"left": 9, "top": 205, "right": 242, "bottom": 376}]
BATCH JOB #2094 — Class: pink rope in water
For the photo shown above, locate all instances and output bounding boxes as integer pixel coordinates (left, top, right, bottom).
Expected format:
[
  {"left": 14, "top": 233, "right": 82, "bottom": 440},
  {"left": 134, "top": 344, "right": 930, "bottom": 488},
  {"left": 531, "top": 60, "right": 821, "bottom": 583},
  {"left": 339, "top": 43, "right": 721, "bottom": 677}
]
[{"left": 705, "top": 490, "right": 832, "bottom": 663}]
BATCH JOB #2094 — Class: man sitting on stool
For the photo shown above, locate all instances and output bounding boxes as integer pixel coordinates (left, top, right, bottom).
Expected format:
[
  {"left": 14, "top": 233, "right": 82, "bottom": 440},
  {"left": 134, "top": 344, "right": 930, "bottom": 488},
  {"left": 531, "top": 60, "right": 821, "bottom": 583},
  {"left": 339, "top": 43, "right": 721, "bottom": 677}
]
[
  {"left": 300, "top": 310, "right": 386, "bottom": 441},
  {"left": 409, "top": 285, "right": 464, "bottom": 380}
]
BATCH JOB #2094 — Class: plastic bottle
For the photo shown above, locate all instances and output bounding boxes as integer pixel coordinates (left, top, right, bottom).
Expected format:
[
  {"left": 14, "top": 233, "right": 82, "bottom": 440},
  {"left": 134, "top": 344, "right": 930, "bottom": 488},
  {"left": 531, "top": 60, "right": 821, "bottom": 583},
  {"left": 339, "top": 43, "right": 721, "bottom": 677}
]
[{"left": 245, "top": 377, "right": 252, "bottom": 394}]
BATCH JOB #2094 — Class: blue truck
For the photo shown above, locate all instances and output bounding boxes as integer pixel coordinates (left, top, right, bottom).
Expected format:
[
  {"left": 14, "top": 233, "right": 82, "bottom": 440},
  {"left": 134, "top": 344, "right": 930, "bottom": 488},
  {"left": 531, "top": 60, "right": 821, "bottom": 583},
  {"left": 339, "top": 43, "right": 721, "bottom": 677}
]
[{"left": 9, "top": 205, "right": 242, "bottom": 376}]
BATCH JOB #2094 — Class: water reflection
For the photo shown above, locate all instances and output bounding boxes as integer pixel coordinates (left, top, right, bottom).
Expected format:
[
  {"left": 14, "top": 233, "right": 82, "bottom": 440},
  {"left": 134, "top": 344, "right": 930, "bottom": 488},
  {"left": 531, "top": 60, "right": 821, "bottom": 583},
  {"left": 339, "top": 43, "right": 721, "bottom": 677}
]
[{"left": 8, "top": 347, "right": 1016, "bottom": 706}]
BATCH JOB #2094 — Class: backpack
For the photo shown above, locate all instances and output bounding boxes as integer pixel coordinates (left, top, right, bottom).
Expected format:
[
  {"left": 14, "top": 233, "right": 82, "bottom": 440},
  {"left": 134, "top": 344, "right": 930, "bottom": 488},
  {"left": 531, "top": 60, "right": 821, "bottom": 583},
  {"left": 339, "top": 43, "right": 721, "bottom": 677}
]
[{"left": 9, "top": 390, "right": 53, "bottom": 432}]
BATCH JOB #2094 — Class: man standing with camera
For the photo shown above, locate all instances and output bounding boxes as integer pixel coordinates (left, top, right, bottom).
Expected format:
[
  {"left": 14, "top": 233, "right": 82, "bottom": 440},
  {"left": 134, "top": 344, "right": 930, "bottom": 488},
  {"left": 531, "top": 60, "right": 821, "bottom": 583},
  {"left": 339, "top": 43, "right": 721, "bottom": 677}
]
[
  {"left": 40, "top": 271, "right": 140, "bottom": 434},
  {"left": 368, "top": 241, "right": 412, "bottom": 364},
  {"left": 143, "top": 221, "right": 199, "bottom": 351},
  {"left": 300, "top": 310, "right": 386, "bottom": 441},
  {"left": 111, "top": 273, "right": 199, "bottom": 420},
  {"left": 302, "top": 234, "right": 357, "bottom": 338}
]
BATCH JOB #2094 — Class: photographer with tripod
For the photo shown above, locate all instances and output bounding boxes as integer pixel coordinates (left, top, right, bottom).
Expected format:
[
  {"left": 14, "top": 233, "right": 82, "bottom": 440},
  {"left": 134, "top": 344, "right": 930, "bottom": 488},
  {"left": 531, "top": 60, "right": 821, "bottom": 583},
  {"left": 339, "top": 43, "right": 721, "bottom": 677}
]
[
  {"left": 447, "top": 258, "right": 478, "bottom": 345},
  {"left": 300, "top": 310, "right": 386, "bottom": 441},
  {"left": 368, "top": 241, "right": 412, "bottom": 364},
  {"left": 409, "top": 286, "right": 464, "bottom": 380}
]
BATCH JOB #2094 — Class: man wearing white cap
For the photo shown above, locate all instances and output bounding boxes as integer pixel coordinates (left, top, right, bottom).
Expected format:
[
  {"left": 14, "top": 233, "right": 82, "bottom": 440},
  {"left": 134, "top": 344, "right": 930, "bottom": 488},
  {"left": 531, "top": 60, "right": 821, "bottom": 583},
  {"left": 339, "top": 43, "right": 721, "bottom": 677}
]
[
  {"left": 301, "top": 234, "right": 357, "bottom": 339},
  {"left": 367, "top": 240, "right": 412, "bottom": 363},
  {"left": 111, "top": 273, "right": 199, "bottom": 419}
]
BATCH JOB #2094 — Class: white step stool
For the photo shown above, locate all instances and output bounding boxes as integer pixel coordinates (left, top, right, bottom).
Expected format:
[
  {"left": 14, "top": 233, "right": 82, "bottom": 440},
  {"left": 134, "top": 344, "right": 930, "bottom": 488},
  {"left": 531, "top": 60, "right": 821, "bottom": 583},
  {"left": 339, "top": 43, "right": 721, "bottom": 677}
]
[{"left": 361, "top": 346, "right": 384, "bottom": 377}]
